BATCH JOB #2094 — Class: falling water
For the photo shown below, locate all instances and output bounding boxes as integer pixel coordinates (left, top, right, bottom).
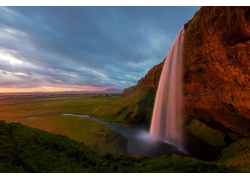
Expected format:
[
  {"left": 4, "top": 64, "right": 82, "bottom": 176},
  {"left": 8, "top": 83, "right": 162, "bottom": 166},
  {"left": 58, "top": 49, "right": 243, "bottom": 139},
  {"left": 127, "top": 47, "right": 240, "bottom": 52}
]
[{"left": 150, "top": 28, "right": 185, "bottom": 151}]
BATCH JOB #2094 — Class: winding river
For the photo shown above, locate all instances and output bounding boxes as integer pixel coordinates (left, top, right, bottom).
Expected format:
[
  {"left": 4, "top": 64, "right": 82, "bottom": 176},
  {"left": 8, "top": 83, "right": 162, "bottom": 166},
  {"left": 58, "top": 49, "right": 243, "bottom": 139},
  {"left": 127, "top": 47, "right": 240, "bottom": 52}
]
[
  {"left": 62, "top": 113, "right": 181, "bottom": 157},
  {"left": 62, "top": 114, "right": 220, "bottom": 160}
]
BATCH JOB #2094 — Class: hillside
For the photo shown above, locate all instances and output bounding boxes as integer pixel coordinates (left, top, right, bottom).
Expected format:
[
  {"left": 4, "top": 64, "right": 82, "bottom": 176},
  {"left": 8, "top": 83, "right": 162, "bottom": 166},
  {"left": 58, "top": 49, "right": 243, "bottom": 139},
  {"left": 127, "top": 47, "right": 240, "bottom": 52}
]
[
  {"left": 0, "top": 120, "right": 241, "bottom": 172},
  {"left": 94, "top": 61, "right": 164, "bottom": 122}
]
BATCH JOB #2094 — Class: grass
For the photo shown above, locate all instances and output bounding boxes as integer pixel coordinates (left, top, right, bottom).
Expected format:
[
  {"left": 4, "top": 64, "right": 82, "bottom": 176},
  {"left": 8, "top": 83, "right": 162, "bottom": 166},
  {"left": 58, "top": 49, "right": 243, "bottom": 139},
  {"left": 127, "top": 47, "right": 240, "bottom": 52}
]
[
  {"left": 0, "top": 120, "right": 241, "bottom": 173},
  {"left": 0, "top": 88, "right": 156, "bottom": 124},
  {"left": 0, "top": 120, "right": 136, "bottom": 173},
  {"left": 217, "top": 138, "right": 250, "bottom": 172},
  {"left": 0, "top": 94, "right": 124, "bottom": 153},
  {"left": 0, "top": 94, "right": 122, "bottom": 123},
  {"left": 128, "top": 154, "right": 237, "bottom": 173},
  {"left": 94, "top": 87, "right": 156, "bottom": 122},
  {"left": 1, "top": 94, "right": 250, "bottom": 172},
  {"left": 23, "top": 116, "right": 120, "bottom": 152}
]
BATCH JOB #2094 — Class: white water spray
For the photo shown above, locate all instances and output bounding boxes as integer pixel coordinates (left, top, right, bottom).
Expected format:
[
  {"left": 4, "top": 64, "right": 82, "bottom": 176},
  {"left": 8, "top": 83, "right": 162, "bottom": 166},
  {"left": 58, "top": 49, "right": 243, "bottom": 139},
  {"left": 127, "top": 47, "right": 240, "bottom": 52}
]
[{"left": 150, "top": 28, "right": 185, "bottom": 151}]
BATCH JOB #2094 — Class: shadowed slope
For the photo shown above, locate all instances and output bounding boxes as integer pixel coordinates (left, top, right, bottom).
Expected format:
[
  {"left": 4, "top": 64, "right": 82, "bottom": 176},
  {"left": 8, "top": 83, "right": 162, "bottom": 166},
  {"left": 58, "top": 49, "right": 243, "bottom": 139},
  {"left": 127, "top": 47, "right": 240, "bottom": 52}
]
[{"left": 0, "top": 120, "right": 239, "bottom": 172}]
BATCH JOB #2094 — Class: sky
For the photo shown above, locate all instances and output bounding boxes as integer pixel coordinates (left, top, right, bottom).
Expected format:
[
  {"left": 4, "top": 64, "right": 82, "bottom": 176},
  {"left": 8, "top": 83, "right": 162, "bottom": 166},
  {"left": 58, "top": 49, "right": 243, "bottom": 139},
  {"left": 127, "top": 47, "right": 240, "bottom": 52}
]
[{"left": 0, "top": 6, "right": 200, "bottom": 93}]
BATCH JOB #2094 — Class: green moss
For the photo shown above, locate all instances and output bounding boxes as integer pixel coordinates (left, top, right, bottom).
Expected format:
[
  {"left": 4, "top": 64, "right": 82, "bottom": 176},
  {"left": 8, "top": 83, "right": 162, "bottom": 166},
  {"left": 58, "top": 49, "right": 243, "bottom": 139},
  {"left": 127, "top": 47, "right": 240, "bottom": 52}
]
[
  {"left": 186, "top": 119, "right": 226, "bottom": 147},
  {"left": 217, "top": 138, "right": 250, "bottom": 172}
]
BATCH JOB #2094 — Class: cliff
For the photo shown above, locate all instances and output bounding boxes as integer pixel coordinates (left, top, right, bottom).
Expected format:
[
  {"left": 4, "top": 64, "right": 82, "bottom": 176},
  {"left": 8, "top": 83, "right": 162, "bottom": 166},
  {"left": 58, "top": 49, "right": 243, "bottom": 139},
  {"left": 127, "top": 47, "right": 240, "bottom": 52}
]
[
  {"left": 110, "top": 7, "right": 250, "bottom": 138},
  {"left": 118, "top": 6, "right": 250, "bottom": 138},
  {"left": 183, "top": 6, "right": 250, "bottom": 136}
]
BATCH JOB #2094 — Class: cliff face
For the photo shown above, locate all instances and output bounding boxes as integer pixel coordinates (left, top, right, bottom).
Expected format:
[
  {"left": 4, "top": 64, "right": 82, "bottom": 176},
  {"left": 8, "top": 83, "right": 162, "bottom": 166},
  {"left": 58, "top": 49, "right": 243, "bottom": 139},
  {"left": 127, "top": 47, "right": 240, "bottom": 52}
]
[
  {"left": 121, "top": 7, "right": 250, "bottom": 136},
  {"left": 183, "top": 6, "right": 250, "bottom": 136}
]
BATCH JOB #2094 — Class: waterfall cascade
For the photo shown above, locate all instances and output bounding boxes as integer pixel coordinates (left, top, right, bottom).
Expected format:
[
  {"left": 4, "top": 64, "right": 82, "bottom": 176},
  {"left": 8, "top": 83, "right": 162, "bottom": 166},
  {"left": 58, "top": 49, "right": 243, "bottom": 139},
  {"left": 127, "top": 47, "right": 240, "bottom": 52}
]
[{"left": 149, "top": 28, "right": 185, "bottom": 151}]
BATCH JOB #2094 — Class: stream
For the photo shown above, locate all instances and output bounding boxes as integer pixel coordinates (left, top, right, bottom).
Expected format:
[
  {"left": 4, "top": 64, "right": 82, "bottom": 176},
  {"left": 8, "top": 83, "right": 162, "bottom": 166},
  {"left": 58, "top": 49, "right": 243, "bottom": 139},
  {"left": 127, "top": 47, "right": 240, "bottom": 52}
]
[{"left": 62, "top": 114, "right": 220, "bottom": 160}]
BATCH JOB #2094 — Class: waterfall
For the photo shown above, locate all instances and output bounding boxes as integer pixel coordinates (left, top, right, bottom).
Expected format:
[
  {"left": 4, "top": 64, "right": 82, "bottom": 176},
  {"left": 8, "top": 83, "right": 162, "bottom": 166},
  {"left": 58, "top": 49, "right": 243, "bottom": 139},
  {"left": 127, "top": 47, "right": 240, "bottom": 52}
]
[{"left": 149, "top": 28, "right": 185, "bottom": 150}]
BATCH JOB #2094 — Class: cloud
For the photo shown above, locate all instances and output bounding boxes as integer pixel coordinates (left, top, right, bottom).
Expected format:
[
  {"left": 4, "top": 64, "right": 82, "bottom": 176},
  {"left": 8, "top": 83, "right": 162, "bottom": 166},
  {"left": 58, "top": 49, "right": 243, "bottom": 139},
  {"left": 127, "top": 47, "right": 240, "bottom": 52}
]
[{"left": 0, "top": 6, "right": 200, "bottom": 92}]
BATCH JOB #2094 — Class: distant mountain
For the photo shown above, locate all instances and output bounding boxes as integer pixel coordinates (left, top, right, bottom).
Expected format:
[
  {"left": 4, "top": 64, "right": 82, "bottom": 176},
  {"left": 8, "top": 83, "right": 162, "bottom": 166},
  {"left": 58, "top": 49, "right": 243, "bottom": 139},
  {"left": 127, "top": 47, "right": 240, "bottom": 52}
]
[
  {"left": 0, "top": 89, "right": 123, "bottom": 95},
  {"left": 96, "top": 61, "right": 164, "bottom": 122},
  {"left": 102, "top": 89, "right": 123, "bottom": 93}
]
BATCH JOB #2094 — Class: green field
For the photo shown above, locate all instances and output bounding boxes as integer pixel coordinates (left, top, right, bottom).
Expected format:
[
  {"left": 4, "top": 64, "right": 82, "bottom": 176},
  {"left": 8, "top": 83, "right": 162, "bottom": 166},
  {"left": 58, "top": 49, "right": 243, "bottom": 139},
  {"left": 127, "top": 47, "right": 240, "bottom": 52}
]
[
  {"left": 0, "top": 94, "right": 122, "bottom": 122},
  {"left": 0, "top": 94, "right": 124, "bottom": 152},
  {"left": 1, "top": 93, "right": 250, "bottom": 172}
]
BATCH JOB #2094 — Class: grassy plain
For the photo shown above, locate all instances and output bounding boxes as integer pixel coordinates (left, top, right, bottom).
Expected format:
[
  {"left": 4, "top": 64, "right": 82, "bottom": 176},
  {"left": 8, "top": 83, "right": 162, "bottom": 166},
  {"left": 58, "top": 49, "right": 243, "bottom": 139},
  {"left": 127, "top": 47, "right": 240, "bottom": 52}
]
[
  {"left": 0, "top": 93, "right": 123, "bottom": 152},
  {"left": 0, "top": 94, "right": 122, "bottom": 122},
  {"left": 1, "top": 93, "right": 249, "bottom": 172}
]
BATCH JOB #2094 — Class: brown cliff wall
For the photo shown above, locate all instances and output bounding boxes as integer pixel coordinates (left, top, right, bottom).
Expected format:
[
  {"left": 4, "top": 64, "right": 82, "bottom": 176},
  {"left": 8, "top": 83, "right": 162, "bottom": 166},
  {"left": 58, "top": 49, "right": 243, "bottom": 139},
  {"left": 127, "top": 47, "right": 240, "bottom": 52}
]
[
  {"left": 121, "top": 7, "right": 250, "bottom": 135},
  {"left": 184, "top": 6, "right": 250, "bottom": 135}
]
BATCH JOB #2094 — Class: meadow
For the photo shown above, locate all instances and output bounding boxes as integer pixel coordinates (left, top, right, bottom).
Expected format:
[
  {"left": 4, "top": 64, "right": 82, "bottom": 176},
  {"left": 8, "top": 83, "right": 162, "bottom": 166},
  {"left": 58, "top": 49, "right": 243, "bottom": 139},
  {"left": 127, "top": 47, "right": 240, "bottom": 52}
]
[
  {"left": 1, "top": 93, "right": 250, "bottom": 172},
  {"left": 0, "top": 93, "right": 124, "bottom": 152}
]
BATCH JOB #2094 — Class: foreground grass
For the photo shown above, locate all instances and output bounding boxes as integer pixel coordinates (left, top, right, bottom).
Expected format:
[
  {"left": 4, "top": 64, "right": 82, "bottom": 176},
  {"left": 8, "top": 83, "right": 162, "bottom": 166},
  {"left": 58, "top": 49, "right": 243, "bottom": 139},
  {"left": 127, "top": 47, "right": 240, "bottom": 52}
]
[
  {"left": 0, "top": 120, "right": 240, "bottom": 173},
  {"left": 0, "top": 120, "right": 131, "bottom": 172},
  {"left": 23, "top": 116, "right": 121, "bottom": 152}
]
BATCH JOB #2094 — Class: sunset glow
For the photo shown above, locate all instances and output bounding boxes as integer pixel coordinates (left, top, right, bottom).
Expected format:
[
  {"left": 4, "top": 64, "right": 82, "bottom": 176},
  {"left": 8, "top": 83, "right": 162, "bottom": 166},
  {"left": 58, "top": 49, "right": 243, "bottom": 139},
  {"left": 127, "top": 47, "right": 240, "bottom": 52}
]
[
  {"left": 0, "top": 85, "right": 118, "bottom": 93},
  {"left": 0, "top": 6, "right": 199, "bottom": 93}
]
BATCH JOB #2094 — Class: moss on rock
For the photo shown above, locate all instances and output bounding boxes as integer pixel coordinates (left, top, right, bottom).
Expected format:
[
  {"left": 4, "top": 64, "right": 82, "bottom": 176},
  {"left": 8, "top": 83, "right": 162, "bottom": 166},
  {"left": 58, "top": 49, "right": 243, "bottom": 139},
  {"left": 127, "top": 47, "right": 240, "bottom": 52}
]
[
  {"left": 186, "top": 119, "right": 226, "bottom": 147},
  {"left": 217, "top": 138, "right": 250, "bottom": 172}
]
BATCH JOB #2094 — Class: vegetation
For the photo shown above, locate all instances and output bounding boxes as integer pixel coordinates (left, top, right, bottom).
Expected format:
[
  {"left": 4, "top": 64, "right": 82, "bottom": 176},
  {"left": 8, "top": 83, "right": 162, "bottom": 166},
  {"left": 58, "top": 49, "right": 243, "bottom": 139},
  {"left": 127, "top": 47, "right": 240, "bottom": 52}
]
[
  {"left": 185, "top": 119, "right": 226, "bottom": 147},
  {"left": 217, "top": 138, "right": 250, "bottom": 172},
  {"left": 0, "top": 120, "right": 132, "bottom": 172},
  {"left": 0, "top": 94, "right": 124, "bottom": 153},
  {"left": 95, "top": 87, "right": 156, "bottom": 122},
  {"left": 0, "top": 90, "right": 156, "bottom": 124},
  {"left": 0, "top": 94, "right": 122, "bottom": 122},
  {"left": 0, "top": 120, "right": 241, "bottom": 173},
  {"left": 1, "top": 94, "right": 250, "bottom": 173},
  {"left": 23, "top": 116, "right": 121, "bottom": 152}
]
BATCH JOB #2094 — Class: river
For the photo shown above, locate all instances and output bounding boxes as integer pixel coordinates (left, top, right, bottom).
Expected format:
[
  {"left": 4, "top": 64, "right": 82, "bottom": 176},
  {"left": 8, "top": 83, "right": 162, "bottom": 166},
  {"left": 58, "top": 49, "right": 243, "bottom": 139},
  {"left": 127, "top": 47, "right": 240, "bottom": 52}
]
[{"left": 62, "top": 114, "right": 220, "bottom": 160}]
